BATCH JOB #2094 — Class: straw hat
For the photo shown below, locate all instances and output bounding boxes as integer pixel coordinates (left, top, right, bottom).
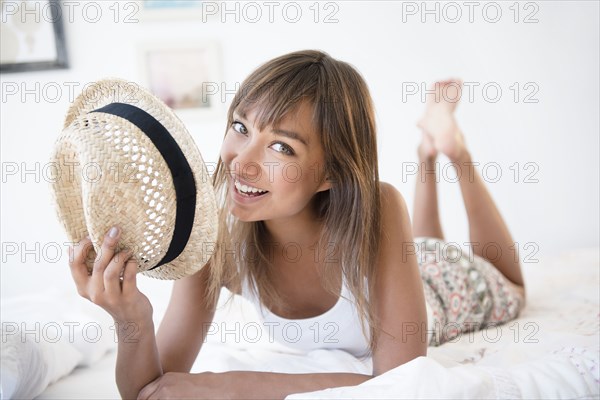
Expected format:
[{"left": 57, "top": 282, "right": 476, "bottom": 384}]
[{"left": 50, "top": 78, "right": 218, "bottom": 280}]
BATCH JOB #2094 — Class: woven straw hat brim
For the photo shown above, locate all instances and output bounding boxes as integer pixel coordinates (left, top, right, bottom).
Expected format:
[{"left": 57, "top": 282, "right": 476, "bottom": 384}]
[{"left": 51, "top": 78, "right": 217, "bottom": 280}]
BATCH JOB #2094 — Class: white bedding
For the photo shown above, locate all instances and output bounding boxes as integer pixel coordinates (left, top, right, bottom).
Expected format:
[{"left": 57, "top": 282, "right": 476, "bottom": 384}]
[{"left": 10, "top": 247, "right": 600, "bottom": 399}]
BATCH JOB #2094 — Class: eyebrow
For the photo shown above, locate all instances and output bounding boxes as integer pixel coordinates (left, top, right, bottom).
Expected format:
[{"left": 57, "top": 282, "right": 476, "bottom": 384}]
[
  {"left": 233, "top": 112, "right": 309, "bottom": 147},
  {"left": 272, "top": 128, "right": 309, "bottom": 146}
]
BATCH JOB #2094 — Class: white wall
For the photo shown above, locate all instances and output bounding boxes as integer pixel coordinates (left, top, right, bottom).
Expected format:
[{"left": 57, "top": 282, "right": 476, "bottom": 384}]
[{"left": 1, "top": 1, "right": 599, "bottom": 301}]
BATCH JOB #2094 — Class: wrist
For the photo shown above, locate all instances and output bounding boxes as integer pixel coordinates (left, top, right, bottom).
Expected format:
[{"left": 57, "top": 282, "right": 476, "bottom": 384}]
[{"left": 113, "top": 317, "right": 155, "bottom": 343}]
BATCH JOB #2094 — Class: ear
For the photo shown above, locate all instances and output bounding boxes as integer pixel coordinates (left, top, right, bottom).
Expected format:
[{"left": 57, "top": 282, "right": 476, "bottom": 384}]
[{"left": 316, "top": 176, "right": 332, "bottom": 193}]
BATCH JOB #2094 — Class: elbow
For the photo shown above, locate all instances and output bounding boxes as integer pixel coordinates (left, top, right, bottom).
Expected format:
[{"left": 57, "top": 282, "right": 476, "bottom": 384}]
[{"left": 372, "top": 351, "right": 425, "bottom": 377}]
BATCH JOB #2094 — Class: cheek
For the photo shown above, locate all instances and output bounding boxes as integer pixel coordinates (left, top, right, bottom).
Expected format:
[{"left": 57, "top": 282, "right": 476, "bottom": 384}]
[
  {"left": 278, "top": 165, "right": 303, "bottom": 188},
  {"left": 220, "top": 133, "right": 235, "bottom": 163},
  {"left": 272, "top": 162, "right": 319, "bottom": 195}
]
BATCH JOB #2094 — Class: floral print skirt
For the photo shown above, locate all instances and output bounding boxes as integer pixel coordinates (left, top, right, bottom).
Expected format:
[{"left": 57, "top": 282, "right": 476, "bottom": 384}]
[{"left": 415, "top": 236, "right": 525, "bottom": 346}]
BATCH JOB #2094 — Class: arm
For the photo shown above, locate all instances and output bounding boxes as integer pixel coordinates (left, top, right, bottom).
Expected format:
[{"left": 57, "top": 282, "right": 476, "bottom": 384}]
[
  {"left": 70, "top": 230, "right": 162, "bottom": 399},
  {"left": 225, "top": 371, "right": 372, "bottom": 399},
  {"left": 114, "top": 317, "right": 162, "bottom": 400},
  {"left": 115, "top": 263, "right": 216, "bottom": 398},
  {"left": 139, "top": 370, "right": 373, "bottom": 399},
  {"left": 371, "top": 182, "right": 428, "bottom": 375},
  {"left": 69, "top": 228, "right": 217, "bottom": 399},
  {"left": 155, "top": 263, "right": 217, "bottom": 372}
]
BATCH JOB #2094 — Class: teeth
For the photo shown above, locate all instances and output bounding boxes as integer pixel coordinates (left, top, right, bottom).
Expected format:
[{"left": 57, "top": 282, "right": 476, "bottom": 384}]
[{"left": 235, "top": 180, "right": 267, "bottom": 195}]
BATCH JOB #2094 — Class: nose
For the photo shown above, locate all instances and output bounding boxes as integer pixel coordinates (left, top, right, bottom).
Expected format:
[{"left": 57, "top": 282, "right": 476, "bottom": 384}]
[{"left": 231, "top": 139, "right": 263, "bottom": 183}]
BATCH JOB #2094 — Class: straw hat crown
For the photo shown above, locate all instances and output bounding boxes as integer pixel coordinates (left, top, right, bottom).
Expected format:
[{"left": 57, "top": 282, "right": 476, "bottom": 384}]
[{"left": 51, "top": 78, "right": 217, "bottom": 280}]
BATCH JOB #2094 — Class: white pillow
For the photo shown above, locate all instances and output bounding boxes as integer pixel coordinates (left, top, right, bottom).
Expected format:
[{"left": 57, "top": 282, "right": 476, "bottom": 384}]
[
  {"left": 1, "top": 289, "right": 116, "bottom": 367},
  {"left": 1, "top": 325, "right": 82, "bottom": 399},
  {"left": 1, "top": 289, "right": 118, "bottom": 398}
]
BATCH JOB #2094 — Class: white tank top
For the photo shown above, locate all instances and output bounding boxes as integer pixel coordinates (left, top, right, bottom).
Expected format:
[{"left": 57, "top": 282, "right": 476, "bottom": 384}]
[{"left": 240, "top": 275, "right": 372, "bottom": 358}]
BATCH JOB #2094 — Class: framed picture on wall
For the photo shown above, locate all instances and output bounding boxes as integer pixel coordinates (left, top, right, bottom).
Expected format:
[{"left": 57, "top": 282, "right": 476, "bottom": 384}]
[
  {"left": 137, "top": 40, "right": 223, "bottom": 119},
  {"left": 139, "top": 0, "right": 217, "bottom": 21},
  {"left": 0, "top": 0, "right": 68, "bottom": 73}
]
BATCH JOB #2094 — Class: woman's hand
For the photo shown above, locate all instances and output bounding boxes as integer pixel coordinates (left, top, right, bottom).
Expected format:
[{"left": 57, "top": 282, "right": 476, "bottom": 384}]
[
  {"left": 137, "top": 372, "right": 234, "bottom": 400},
  {"left": 69, "top": 226, "right": 153, "bottom": 325}
]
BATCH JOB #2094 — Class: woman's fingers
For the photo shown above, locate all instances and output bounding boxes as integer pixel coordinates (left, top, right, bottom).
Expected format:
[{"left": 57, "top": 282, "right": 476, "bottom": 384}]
[
  {"left": 137, "top": 379, "right": 159, "bottom": 400},
  {"left": 90, "top": 226, "right": 120, "bottom": 294},
  {"left": 67, "top": 228, "right": 151, "bottom": 325},
  {"left": 104, "top": 248, "right": 132, "bottom": 296},
  {"left": 69, "top": 236, "right": 93, "bottom": 297},
  {"left": 121, "top": 255, "right": 139, "bottom": 295}
]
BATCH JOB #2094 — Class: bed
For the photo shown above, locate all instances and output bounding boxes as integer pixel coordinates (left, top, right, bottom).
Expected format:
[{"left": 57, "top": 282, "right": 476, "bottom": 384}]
[{"left": 2, "top": 247, "right": 598, "bottom": 399}]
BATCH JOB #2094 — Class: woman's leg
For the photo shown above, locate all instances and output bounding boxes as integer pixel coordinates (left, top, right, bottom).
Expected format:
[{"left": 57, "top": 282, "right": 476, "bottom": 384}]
[
  {"left": 413, "top": 134, "right": 445, "bottom": 240},
  {"left": 417, "top": 79, "right": 525, "bottom": 288}
]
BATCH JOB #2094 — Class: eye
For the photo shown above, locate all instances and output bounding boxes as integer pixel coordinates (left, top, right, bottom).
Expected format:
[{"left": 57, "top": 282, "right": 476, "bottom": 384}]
[
  {"left": 231, "top": 121, "right": 248, "bottom": 135},
  {"left": 270, "top": 142, "right": 295, "bottom": 156}
]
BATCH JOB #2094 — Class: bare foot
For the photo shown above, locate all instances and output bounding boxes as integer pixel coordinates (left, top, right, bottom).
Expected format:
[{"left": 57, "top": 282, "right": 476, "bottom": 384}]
[{"left": 417, "top": 79, "right": 466, "bottom": 161}]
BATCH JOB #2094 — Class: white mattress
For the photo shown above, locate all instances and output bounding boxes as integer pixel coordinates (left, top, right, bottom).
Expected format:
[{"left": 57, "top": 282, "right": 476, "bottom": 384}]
[{"left": 29, "top": 247, "right": 600, "bottom": 399}]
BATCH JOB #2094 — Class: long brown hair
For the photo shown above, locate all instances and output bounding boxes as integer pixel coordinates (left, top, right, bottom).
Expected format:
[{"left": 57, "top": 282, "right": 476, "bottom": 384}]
[{"left": 205, "top": 50, "right": 382, "bottom": 355}]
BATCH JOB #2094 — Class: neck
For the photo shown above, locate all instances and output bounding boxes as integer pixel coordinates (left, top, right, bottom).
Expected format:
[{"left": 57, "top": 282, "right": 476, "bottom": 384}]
[
  {"left": 263, "top": 203, "right": 323, "bottom": 248},
  {"left": 261, "top": 199, "right": 340, "bottom": 285}
]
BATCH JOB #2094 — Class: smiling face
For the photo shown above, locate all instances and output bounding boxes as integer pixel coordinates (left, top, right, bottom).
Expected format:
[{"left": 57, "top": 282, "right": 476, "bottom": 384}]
[{"left": 219, "top": 101, "right": 331, "bottom": 223}]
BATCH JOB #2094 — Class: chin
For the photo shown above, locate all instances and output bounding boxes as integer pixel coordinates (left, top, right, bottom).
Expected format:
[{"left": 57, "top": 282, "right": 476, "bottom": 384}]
[{"left": 228, "top": 206, "right": 262, "bottom": 223}]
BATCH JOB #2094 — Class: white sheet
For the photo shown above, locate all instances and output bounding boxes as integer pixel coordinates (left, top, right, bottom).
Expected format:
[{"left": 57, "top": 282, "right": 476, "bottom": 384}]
[{"left": 33, "top": 247, "right": 599, "bottom": 399}]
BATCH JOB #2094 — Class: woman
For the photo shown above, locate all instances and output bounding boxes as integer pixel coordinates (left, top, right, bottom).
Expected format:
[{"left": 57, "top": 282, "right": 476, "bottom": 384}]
[{"left": 69, "top": 50, "right": 525, "bottom": 399}]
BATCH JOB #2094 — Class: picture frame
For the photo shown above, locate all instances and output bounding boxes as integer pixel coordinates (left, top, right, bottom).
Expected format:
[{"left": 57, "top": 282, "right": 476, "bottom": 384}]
[
  {"left": 0, "top": 0, "right": 68, "bottom": 73},
  {"left": 137, "top": 40, "right": 223, "bottom": 120},
  {"left": 139, "top": 0, "right": 215, "bottom": 22}
]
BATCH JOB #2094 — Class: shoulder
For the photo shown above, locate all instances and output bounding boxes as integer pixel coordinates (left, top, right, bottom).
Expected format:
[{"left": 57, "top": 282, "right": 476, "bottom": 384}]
[
  {"left": 379, "top": 181, "right": 409, "bottom": 220},
  {"left": 379, "top": 181, "right": 399, "bottom": 195},
  {"left": 375, "top": 181, "right": 412, "bottom": 252},
  {"left": 374, "top": 182, "right": 414, "bottom": 275}
]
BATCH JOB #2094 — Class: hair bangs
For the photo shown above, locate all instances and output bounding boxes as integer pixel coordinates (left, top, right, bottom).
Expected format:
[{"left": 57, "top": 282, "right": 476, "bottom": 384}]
[{"left": 232, "top": 62, "right": 323, "bottom": 133}]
